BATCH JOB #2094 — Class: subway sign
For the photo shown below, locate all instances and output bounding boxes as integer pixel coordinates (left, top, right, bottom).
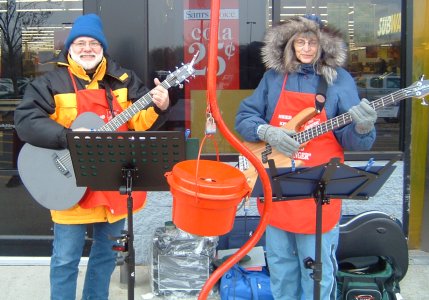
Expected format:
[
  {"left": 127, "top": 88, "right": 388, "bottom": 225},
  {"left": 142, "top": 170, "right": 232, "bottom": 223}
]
[{"left": 377, "top": 13, "right": 401, "bottom": 37}]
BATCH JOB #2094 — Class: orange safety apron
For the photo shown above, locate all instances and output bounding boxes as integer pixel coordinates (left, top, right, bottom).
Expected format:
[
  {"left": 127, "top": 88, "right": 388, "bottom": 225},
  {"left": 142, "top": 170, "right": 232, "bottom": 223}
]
[
  {"left": 68, "top": 70, "right": 146, "bottom": 215},
  {"left": 257, "top": 75, "right": 343, "bottom": 234}
]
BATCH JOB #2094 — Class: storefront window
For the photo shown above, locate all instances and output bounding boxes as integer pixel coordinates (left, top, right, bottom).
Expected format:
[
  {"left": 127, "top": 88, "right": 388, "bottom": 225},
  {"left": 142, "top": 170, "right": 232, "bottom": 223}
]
[
  {"left": 1, "top": 0, "right": 404, "bottom": 168},
  {"left": 0, "top": 0, "right": 82, "bottom": 170},
  {"left": 0, "top": 0, "right": 409, "bottom": 256},
  {"left": 0, "top": 0, "right": 82, "bottom": 241},
  {"left": 147, "top": 0, "right": 402, "bottom": 154}
]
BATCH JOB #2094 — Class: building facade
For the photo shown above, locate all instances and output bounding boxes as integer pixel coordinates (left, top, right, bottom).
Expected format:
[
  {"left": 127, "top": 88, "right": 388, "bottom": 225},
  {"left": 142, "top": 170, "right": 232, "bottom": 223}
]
[{"left": 0, "top": 0, "right": 428, "bottom": 260}]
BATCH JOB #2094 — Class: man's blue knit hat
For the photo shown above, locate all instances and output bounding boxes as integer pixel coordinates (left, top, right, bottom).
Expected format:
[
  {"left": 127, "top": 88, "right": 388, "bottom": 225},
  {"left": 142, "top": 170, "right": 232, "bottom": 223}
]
[{"left": 64, "top": 14, "right": 108, "bottom": 50}]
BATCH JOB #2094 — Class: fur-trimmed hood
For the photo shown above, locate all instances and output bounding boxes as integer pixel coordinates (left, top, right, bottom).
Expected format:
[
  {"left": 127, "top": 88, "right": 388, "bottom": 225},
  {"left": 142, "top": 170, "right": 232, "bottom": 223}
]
[{"left": 261, "top": 15, "right": 347, "bottom": 84}]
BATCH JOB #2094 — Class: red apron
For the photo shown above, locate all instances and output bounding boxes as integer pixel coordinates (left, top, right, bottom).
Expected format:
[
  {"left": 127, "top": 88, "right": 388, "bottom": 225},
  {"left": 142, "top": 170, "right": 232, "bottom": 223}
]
[
  {"left": 68, "top": 70, "right": 146, "bottom": 215},
  {"left": 257, "top": 75, "right": 343, "bottom": 234}
]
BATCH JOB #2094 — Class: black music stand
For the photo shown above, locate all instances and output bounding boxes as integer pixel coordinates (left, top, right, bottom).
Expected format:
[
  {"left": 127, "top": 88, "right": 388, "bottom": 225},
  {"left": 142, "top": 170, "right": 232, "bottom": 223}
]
[
  {"left": 67, "top": 131, "right": 185, "bottom": 300},
  {"left": 252, "top": 155, "right": 399, "bottom": 300}
]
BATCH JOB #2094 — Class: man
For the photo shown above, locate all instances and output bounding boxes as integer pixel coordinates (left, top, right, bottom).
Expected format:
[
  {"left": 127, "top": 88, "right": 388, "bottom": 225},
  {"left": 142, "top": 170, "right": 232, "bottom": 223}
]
[
  {"left": 14, "top": 14, "right": 170, "bottom": 300},
  {"left": 235, "top": 15, "right": 377, "bottom": 299}
]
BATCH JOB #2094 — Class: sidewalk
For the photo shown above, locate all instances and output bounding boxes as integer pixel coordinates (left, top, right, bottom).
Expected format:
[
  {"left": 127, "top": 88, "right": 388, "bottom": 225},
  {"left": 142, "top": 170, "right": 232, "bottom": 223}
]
[{"left": 0, "top": 250, "right": 428, "bottom": 299}]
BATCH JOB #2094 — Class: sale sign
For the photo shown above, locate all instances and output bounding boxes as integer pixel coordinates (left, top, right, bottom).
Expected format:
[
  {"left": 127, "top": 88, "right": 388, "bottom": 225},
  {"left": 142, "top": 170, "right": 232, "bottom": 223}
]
[
  {"left": 183, "top": 0, "right": 240, "bottom": 123},
  {"left": 184, "top": 0, "right": 239, "bottom": 90}
]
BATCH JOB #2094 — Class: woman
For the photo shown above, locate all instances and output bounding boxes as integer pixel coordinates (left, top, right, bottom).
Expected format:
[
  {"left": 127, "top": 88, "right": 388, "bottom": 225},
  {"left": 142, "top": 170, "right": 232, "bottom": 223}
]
[{"left": 235, "top": 15, "right": 377, "bottom": 299}]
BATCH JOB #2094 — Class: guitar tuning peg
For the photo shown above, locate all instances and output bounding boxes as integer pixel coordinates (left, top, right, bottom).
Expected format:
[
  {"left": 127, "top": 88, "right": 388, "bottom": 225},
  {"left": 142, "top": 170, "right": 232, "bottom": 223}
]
[
  {"left": 178, "top": 83, "right": 183, "bottom": 89},
  {"left": 184, "top": 78, "right": 189, "bottom": 83},
  {"left": 421, "top": 97, "right": 428, "bottom": 106},
  {"left": 175, "top": 66, "right": 178, "bottom": 70}
]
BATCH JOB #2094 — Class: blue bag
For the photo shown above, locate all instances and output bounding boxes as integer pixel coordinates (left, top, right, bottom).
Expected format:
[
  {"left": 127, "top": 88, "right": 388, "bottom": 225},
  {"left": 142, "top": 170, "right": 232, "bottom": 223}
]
[{"left": 219, "top": 264, "right": 274, "bottom": 300}]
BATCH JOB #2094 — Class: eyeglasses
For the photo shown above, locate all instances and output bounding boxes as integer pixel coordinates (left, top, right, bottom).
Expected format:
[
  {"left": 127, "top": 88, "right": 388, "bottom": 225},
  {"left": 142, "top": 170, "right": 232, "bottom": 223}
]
[
  {"left": 294, "top": 39, "right": 319, "bottom": 48},
  {"left": 72, "top": 41, "right": 102, "bottom": 50}
]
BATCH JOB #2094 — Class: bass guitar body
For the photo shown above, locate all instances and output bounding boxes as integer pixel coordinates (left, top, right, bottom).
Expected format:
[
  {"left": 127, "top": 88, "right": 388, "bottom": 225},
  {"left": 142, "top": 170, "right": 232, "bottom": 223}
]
[{"left": 239, "top": 107, "right": 316, "bottom": 190}]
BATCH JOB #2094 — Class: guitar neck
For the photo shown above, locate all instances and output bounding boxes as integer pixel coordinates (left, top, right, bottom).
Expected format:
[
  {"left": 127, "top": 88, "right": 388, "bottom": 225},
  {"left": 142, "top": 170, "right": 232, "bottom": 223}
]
[
  {"left": 97, "top": 81, "right": 170, "bottom": 132},
  {"left": 90, "top": 53, "right": 197, "bottom": 132},
  {"left": 293, "top": 89, "right": 408, "bottom": 144}
]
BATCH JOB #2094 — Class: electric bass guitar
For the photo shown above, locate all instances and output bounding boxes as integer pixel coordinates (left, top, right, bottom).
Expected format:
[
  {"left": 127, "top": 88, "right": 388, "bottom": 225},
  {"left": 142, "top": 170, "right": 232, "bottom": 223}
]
[
  {"left": 18, "top": 55, "right": 197, "bottom": 210},
  {"left": 239, "top": 78, "right": 429, "bottom": 190}
]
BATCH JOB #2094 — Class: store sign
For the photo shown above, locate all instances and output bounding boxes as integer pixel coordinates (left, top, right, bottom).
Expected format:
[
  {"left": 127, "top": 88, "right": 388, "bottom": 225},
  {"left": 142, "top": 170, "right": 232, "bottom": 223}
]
[
  {"left": 377, "top": 13, "right": 401, "bottom": 37},
  {"left": 183, "top": 0, "right": 240, "bottom": 90}
]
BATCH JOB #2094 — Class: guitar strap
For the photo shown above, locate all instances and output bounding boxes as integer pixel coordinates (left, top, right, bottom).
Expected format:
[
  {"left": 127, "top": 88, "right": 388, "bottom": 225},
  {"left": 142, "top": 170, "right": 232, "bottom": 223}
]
[
  {"left": 315, "top": 77, "right": 328, "bottom": 113},
  {"left": 100, "top": 80, "right": 116, "bottom": 117}
]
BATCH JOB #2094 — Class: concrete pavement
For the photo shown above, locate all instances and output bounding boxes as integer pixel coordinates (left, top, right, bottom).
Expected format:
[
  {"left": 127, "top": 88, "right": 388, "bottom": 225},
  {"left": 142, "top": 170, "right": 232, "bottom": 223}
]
[{"left": 0, "top": 250, "right": 428, "bottom": 299}]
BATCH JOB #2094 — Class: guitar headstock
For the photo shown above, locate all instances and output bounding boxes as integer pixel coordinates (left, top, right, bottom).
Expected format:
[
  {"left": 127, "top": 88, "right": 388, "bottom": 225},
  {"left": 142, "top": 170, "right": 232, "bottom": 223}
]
[
  {"left": 164, "top": 51, "right": 198, "bottom": 89},
  {"left": 405, "top": 76, "right": 429, "bottom": 105}
]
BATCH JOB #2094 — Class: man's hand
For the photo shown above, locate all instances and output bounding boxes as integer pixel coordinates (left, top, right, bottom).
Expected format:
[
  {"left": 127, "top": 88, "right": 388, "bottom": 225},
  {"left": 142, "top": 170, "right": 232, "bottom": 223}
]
[
  {"left": 257, "top": 124, "right": 300, "bottom": 158},
  {"left": 348, "top": 98, "right": 377, "bottom": 134},
  {"left": 150, "top": 78, "right": 170, "bottom": 111}
]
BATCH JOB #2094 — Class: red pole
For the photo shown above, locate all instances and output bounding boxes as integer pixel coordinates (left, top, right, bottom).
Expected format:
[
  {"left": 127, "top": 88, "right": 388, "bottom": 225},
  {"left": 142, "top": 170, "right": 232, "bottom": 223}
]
[{"left": 197, "top": 0, "right": 273, "bottom": 298}]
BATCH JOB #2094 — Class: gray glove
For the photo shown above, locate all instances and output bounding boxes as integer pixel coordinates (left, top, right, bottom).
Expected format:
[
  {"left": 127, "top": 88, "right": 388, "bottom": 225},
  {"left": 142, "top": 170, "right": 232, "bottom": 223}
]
[
  {"left": 348, "top": 98, "right": 377, "bottom": 134},
  {"left": 257, "top": 124, "right": 300, "bottom": 157}
]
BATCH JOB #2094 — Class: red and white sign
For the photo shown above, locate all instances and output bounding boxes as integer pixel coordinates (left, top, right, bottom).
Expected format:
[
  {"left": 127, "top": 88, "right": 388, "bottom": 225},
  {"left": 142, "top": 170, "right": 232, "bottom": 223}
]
[
  {"left": 184, "top": 0, "right": 239, "bottom": 90},
  {"left": 183, "top": 0, "right": 240, "bottom": 127}
]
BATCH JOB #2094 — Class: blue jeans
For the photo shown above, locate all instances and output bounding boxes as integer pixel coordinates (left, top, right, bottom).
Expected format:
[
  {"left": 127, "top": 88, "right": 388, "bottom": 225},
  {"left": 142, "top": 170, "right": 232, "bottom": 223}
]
[
  {"left": 266, "top": 224, "right": 339, "bottom": 300},
  {"left": 50, "top": 219, "right": 125, "bottom": 300}
]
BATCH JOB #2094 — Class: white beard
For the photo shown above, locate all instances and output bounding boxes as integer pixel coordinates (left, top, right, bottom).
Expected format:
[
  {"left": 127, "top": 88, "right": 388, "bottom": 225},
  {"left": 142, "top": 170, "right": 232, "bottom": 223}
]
[{"left": 69, "top": 48, "right": 103, "bottom": 71}]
